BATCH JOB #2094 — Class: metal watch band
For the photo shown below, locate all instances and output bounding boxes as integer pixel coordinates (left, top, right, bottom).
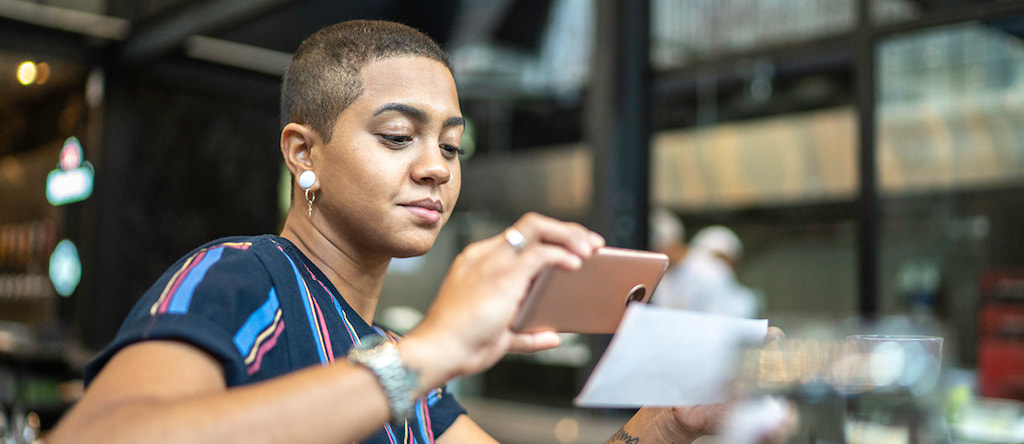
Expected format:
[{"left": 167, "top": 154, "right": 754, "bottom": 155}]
[{"left": 347, "top": 336, "right": 419, "bottom": 422}]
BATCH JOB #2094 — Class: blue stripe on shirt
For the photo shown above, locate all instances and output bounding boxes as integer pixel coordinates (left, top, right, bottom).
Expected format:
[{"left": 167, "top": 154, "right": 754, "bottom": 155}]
[
  {"left": 233, "top": 288, "right": 281, "bottom": 355},
  {"left": 168, "top": 246, "right": 226, "bottom": 313},
  {"left": 275, "top": 246, "right": 328, "bottom": 364}
]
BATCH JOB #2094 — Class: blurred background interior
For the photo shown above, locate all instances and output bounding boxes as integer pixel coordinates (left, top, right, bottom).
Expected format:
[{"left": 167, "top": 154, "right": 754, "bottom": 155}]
[{"left": 4, "top": 0, "right": 1024, "bottom": 442}]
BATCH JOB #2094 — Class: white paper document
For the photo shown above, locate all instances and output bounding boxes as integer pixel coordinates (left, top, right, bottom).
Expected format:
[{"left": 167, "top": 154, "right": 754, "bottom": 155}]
[{"left": 575, "top": 303, "right": 768, "bottom": 408}]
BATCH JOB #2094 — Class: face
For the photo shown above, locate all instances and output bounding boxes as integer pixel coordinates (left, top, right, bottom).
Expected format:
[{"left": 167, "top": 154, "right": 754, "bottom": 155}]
[{"left": 312, "top": 56, "right": 463, "bottom": 258}]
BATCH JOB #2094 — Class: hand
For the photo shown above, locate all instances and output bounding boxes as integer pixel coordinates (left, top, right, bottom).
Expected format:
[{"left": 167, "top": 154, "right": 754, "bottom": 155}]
[
  {"left": 406, "top": 212, "right": 604, "bottom": 385},
  {"left": 667, "top": 327, "right": 796, "bottom": 443},
  {"left": 668, "top": 399, "right": 797, "bottom": 444}
]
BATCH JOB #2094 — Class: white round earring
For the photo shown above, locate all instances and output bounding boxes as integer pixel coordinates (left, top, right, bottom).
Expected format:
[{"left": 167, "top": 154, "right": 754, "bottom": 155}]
[
  {"left": 298, "top": 170, "right": 316, "bottom": 189},
  {"left": 298, "top": 170, "right": 316, "bottom": 216}
]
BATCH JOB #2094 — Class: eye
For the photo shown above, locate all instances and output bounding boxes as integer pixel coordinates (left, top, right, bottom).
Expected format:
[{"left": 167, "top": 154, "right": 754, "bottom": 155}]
[
  {"left": 441, "top": 144, "right": 466, "bottom": 157},
  {"left": 379, "top": 134, "right": 412, "bottom": 147}
]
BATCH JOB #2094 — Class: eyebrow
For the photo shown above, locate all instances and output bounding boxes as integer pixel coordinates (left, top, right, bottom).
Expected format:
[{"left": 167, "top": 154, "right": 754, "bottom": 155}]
[{"left": 374, "top": 102, "right": 465, "bottom": 129}]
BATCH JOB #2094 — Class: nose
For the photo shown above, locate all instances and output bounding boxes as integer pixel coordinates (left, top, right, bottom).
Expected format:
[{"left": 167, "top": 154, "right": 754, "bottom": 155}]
[{"left": 412, "top": 143, "right": 451, "bottom": 185}]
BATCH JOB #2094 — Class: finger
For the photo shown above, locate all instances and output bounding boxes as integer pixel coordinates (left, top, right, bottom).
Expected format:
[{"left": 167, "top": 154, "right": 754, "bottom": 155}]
[
  {"left": 764, "top": 327, "right": 786, "bottom": 344},
  {"left": 507, "top": 330, "right": 561, "bottom": 353},
  {"left": 512, "top": 212, "right": 604, "bottom": 258},
  {"left": 517, "top": 242, "right": 589, "bottom": 275}
]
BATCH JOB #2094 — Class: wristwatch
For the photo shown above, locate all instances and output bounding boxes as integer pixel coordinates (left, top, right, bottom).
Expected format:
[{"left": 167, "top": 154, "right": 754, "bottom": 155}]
[{"left": 347, "top": 335, "right": 419, "bottom": 422}]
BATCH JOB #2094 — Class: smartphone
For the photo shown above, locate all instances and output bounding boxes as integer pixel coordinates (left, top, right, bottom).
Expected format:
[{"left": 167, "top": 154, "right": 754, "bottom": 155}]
[{"left": 512, "top": 247, "right": 670, "bottom": 334}]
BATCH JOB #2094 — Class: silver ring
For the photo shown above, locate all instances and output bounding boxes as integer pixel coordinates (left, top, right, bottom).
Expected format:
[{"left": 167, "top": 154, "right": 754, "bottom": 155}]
[{"left": 504, "top": 227, "right": 526, "bottom": 252}]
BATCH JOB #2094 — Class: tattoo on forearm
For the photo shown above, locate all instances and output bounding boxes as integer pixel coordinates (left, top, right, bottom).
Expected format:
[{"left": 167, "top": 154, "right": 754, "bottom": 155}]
[{"left": 610, "top": 427, "right": 640, "bottom": 444}]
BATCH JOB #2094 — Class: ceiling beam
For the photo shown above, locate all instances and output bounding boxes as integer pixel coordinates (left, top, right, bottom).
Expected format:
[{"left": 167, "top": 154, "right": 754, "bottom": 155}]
[
  {"left": 0, "top": 17, "right": 103, "bottom": 64},
  {"left": 117, "top": 0, "right": 300, "bottom": 68},
  {"left": 0, "top": 0, "right": 128, "bottom": 40},
  {"left": 183, "top": 35, "right": 291, "bottom": 77}
]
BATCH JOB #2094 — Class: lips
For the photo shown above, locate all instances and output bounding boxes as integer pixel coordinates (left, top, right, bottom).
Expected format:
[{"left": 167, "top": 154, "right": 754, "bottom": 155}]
[
  {"left": 403, "top": 198, "right": 443, "bottom": 212},
  {"left": 401, "top": 198, "right": 444, "bottom": 224}
]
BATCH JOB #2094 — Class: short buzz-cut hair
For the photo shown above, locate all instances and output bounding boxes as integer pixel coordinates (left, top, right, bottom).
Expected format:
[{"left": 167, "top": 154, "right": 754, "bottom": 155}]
[{"left": 280, "top": 20, "right": 452, "bottom": 142}]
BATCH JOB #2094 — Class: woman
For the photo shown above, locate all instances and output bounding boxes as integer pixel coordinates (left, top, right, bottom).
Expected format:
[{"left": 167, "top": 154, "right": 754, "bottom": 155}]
[{"left": 48, "top": 20, "right": 785, "bottom": 443}]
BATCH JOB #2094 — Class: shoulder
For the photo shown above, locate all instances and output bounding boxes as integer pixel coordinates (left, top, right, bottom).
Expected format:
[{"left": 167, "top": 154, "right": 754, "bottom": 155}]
[
  {"left": 141, "top": 235, "right": 288, "bottom": 315},
  {"left": 167, "top": 235, "right": 289, "bottom": 279},
  {"left": 182, "top": 235, "right": 280, "bottom": 261}
]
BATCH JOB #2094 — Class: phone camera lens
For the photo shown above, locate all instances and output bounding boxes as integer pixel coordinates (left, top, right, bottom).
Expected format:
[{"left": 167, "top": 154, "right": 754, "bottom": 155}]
[{"left": 626, "top": 285, "right": 647, "bottom": 305}]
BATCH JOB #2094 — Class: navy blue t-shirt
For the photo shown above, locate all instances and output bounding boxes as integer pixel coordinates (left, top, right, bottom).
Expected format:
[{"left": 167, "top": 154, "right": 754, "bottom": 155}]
[{"left": 86, "top": 235, "right": 466, "bottom": 443}]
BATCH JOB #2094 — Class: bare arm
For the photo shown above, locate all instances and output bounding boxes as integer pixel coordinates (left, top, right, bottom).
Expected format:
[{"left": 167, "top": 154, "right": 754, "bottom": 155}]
[
  {"left": 604, "top": 407, "right": 713, "bottom": 444},
  {"left": 51, "top": 334, "right": 494, "bottom": 444},
  {"left": 47, "top": 340, "right": 397, "bottom": 444}
]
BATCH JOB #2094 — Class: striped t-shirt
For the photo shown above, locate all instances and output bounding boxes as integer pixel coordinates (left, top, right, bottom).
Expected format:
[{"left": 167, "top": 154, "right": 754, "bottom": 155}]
[{"left": 86, "top": 235, "right": 466, "bottom": 443}]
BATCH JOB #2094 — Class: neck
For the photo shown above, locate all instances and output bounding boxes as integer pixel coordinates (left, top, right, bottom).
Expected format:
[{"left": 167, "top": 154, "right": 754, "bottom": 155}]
[{"left": 279, "top": 212, "right": 391, "bottom": 324}]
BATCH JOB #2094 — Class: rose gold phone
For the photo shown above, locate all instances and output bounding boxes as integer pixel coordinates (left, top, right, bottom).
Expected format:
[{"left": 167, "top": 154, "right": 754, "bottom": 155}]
[{"left": 512, "top": 247, "right": 670, "bottom": 334}]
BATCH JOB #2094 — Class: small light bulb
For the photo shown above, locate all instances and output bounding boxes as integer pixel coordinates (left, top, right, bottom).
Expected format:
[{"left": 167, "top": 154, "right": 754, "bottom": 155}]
[{"left": 17, "top": 61, "right": 37, "bottom": 85}]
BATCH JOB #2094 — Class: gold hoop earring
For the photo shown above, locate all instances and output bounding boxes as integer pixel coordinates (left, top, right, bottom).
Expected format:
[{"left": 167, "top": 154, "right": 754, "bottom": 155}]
[{"left": 304, "top": 188, "right": 315, "bottom": 216}]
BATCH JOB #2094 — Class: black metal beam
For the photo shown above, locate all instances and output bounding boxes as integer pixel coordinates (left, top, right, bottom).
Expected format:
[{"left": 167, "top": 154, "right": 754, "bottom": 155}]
[
  {"left": 855, "top": 0, "right": 879, "bottom": 319},
  {"left": 586, "top": 0, "right": 651, "bottom": 249},
  {"left": 117, "top": 0, "right": 300, "bottom": 68},
  {"left": 871, "top": 0, "right": 1024, "bottom": 39},
  {"left": 137, "top": 57, "right": 281, "bottom": 106},
  {"left": 0, "top": 18, "right": 103, "bottom": 64},
  {"left": 654, "top": 34, "right": 856, "bottom": 98}
]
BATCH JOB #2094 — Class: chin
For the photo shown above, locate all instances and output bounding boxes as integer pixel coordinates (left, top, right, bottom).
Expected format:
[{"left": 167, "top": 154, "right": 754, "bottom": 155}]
[
  {"left": 391, "top": 238, "right": 435, "bottom": 258},
  {"left": 393, "top": 251, "right": 428, "bottom": 259},
  {"left": 393, "top": 246, "right": 431, "bottom": 259},
  {"left": 387, "top": 224, "right": 443, "bottom": 258}
]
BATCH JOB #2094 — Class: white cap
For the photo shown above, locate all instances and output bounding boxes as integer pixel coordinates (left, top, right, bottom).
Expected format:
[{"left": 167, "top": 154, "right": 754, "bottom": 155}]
[
  {"left": 691, "top": 225, "right": 743, "bottom": 263},
  {"left": 649, "top": 207, "right": 685, "bottom": 251}
]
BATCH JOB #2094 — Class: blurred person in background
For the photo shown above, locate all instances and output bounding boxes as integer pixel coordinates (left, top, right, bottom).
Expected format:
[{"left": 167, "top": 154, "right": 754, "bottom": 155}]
[
  {"left": 649, "top": 207, "right": 688, "bottom": 306},
  {"left": 653, "top": 223, "right": 762, "bottom": 318},
  {"left": 47, "top": 20, "right": 789, "bottom": 444},
  {"left": 649, "top": 207, "right": 689, "bottom": 270}
]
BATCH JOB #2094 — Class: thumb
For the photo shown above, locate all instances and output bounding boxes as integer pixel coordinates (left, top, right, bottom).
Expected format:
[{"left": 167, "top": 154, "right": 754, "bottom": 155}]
[{"left": 508, "top": 330, "right": 562, "bottom": 353}]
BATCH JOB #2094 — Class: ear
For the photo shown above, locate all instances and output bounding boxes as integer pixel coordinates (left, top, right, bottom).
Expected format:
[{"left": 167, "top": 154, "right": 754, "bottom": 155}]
[{"left": 281, "top": 123, "right": 319, "bottom": 188}]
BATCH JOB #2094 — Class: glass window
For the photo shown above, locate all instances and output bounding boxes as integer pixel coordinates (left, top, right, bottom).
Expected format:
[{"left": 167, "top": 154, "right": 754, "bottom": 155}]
[{"left": 878, "top": 20, "right": 1024, "bottom": 369}]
